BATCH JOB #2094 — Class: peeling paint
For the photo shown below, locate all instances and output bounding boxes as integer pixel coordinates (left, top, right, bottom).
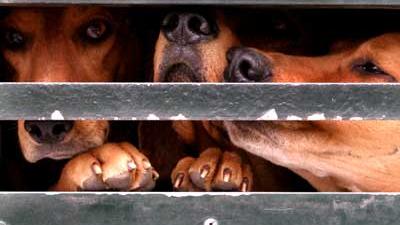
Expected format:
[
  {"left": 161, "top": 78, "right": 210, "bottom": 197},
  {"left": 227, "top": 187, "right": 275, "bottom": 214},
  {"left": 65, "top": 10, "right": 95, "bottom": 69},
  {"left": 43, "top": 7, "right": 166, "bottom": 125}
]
[
  {"left": 332, "top": 200, "right": 353, "bottom": 210},
  {"left": 170, "top": 114, "right": 187, "bottom": 120},
  {"left": 51, "top": 110, "right": 64, "bottom": 120},
  {"left": 0, "top": 221, "right": 7, "bottom": 225},
  {"left": 307, "top": 113, "right": 325, "bottom": 120},
  {"left": 263, "top": 208, "right": 294, "bottom": 211},
  {"left": 146, "top": 114, "right": 160, "bottom": 120},
  {"left": 203, "top": 218, "right": 218, "bottom": 225},
  {"left": 113, "top": 117, "right": 119, "bottom": 120},
  {"left": 360, "top": 196, "right": 375, "bottom": 208},
  {"left": 350, "top": 117, "right": 363, "bottom": 121},
  {"left": 286, "top": 115, "right": 303, "bottom": 120},
  {"left": 257, "top": 109, "right": 278, "bottom": 120},
  {"left": 333, "top": 116, "right": 343, "bottom": 120},
  {"left": 131, "top": 117, "right": 137, "bottom": 120}
]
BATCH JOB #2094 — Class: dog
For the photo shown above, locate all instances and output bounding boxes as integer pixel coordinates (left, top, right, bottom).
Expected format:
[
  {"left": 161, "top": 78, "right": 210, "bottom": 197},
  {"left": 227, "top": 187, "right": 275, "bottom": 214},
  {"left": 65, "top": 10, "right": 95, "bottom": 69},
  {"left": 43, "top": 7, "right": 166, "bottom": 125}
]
[
  {"left": 223, "top": 33, "right": 400, "bottom": 191},
  {"left": 1, "top": 6, "right": 158, "bottom": 191},
  {"left": 145, "top": 9, "right": 316, "bottom": 191}
]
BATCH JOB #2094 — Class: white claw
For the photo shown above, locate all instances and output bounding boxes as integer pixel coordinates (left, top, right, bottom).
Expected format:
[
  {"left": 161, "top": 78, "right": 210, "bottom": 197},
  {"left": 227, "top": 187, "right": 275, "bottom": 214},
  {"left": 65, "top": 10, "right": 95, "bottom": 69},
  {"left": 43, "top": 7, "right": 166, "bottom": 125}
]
[
  {"left": 200, "top": 168, "right": 209, "bottom": 179},
  {"left": 143, "top": 160, "right": 152, "bottom": 170},
  {"left": 92, "top": 163, "right": 102, "bottom": 175},
  {"left": 152, "top": 171, "right": 160, "bottom": 180},
  {"left": 127, "top": 161, "right": 137, "bottom": 171}
]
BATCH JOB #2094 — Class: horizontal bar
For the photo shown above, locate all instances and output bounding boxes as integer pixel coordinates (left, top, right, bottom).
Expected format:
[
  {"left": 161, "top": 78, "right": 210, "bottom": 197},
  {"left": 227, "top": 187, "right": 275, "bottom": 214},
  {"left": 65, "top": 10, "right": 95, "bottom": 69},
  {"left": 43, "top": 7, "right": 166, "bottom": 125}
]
[
  {"left": 1, "top": 0, "right": 400, "bottom": 7},
  {"left": 0, "top": 83, "right": 398, "bottom": 120},
  {"left": 0, "top": 193, "right": 398, "bottom": 225}
]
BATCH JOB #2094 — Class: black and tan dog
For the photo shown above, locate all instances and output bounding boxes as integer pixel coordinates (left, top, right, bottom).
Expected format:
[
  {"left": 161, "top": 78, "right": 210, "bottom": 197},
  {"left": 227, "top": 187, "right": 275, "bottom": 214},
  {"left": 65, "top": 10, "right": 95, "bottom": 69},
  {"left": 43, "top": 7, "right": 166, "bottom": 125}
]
[
  {"left": 1, "top": 6, "right": 158, "bottom": 191},
  {"left": 146, "top": 9, "right": 317, "bottom": 191},
  {"left": 223, "top": 33, "right": 400, "bottom": 191}
]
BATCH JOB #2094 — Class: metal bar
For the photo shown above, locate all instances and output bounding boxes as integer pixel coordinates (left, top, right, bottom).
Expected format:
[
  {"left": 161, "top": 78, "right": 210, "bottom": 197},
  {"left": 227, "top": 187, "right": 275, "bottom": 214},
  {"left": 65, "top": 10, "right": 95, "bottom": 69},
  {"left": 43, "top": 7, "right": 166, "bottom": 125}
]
[
  {"left": 0, "top": 193, "right": 397, "bottom": 225},
  {"left": 0, "top": 83, "right": 397, "bottom": 120},
  {"left": 0, "top": 0, "right": 400, "bottom": 7}
]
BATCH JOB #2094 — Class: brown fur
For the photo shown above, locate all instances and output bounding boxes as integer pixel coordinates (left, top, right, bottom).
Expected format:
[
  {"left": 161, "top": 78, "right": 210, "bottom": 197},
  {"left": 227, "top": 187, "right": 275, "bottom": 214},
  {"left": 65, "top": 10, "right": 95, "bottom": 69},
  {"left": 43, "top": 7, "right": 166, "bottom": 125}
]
[
  {"left": 149, "top": 10, "right": 314, "bottom": 191},
  {"left": 1, "top": 6, "right": 139, "bottom": 162},
  {"left": 224, "top": 33, "right": 400, "bottom": 191},
  {"left": 1, "top": 7, "right": 159, "bottom": 191}
]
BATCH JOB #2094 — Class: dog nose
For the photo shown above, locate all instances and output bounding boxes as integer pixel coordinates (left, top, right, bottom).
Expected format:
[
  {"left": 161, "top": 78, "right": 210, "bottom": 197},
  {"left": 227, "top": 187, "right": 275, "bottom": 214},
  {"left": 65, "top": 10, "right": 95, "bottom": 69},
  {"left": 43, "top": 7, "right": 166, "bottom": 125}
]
[
  {"left": 161, "top": 12, "right": 218, "bottom": 45},
  {"left": 224, "top": 47, "right": 272, "bottom": 82},
  {"left": 24, "top": 121, "right": 73, "bottom": 144}
]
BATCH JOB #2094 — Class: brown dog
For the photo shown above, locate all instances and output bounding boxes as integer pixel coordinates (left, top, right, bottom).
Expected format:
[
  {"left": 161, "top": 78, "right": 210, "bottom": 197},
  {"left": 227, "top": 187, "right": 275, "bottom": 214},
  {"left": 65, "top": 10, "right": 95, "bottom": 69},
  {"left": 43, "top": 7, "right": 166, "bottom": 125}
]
[
  {"left": 148, "top": 10, "right": 315, "bottom": 191},
  {"left": 1, "top": 6, "right": 158, "bottom": 191},
  {"left": 223, "top": 33, "right": 400, "bottom": 191}
]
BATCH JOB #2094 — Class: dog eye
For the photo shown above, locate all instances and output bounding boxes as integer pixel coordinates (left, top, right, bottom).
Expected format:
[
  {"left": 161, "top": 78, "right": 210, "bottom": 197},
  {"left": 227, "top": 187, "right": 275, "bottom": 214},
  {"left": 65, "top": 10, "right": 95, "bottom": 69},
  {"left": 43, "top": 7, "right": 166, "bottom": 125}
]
[
  {"left": 355, "top": 61, "right": 387, "bottom": 75},
  {"left": 2, "top": 28, "right": 26, "bottom": 51},
  {"left": 81, "top": 19, "right": 111, "bottom": 43}
]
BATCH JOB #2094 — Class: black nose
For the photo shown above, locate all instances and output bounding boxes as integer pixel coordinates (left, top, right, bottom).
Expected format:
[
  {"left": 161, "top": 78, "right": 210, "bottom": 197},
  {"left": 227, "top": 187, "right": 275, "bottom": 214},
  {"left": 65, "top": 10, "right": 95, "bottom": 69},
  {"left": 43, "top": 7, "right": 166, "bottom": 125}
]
[
  {"left": 224, "top": 47, "right": 272, "bottom": 82},
  {"left": 161, "top": 12, "right": 218, "bottom": 45},
  {"left": 24, "top": 121, "right": 73, "bottom": 144}
]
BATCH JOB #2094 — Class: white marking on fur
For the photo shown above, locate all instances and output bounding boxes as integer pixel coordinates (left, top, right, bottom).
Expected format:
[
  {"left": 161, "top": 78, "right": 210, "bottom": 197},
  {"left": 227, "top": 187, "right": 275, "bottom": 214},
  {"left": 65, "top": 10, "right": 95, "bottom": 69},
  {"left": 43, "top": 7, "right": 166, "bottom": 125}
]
[
  {"left": 170, "top": 114, "right": 187, "bottom": 120},
  {"left": 350, "top": 117, "right": 363, "bottom": 121},
  {"left": 347, "top": 185, "right": 363, "bottom": 192},
  {"left": 147, "top": 114, "right": 160, "bottom": 120},
  {"left": 307, "top": 113, "right": 325, "bottom": 120},
  {"left": 257, "top": 109, "right": 278, "bottom": 120},
  {"left": 311, "top": 170, "right": 328, "bottom": 178},
  {"left": 286, "top": 115, "right": 303, "bottom": 120},
  {"left": 51, "top": 110, "right": 64, "bottom": 120}
]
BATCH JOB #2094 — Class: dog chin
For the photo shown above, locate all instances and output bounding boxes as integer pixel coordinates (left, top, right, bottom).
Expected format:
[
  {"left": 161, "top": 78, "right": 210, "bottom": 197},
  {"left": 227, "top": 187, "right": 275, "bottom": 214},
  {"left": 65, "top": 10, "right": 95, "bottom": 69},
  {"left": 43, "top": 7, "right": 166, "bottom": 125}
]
[
  {"left": 158, "top": 45, "right": 204, "bottom": 82},
  {"left": 163, "top": 63, "right": 200, "bottom": 82},
  {"left": 21, "top": 140, "right": 104, "bottom": 163}
]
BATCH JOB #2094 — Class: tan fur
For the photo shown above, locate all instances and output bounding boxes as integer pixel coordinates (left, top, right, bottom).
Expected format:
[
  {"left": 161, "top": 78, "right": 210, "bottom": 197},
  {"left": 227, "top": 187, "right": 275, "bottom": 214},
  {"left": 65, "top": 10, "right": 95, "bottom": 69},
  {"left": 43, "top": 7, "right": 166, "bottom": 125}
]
[
  {"left": 198, "top": 14, "right": 240, "bottom": 82},
  {"left": 224, "top": 33, "right": 400, "bottom": 191},
  {"left": 152, "top": 11, "right": 313, "bottom": 191},
  {"left": 2, "top": 7, "right": 139, "bottom": 162},
  {"left": 153, "top": 13, "right": 239, "bottom": 82},
  {"left": 18, "top": 120, "right": 109, "bottom": 163}
]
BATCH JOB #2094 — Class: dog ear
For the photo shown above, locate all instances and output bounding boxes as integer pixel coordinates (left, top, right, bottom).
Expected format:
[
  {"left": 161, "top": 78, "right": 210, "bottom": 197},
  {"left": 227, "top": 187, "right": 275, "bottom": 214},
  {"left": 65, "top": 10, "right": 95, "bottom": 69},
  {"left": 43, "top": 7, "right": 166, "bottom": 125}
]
[{"left": 138, "top": 121, "right": 189, "bottom": 190}]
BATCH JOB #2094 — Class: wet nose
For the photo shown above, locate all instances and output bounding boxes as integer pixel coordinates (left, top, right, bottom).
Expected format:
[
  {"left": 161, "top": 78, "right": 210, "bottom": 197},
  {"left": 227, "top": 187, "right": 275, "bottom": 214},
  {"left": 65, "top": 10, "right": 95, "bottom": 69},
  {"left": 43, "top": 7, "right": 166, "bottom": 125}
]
[
  {"left": 24, "top": 121, "right": 74, "bottom": 144},
  {"left": 161, "top": 12, "right": 218, "bottom": 45},
  {"left": 224, "top": 47, "right": 272, "bottom": 82}
]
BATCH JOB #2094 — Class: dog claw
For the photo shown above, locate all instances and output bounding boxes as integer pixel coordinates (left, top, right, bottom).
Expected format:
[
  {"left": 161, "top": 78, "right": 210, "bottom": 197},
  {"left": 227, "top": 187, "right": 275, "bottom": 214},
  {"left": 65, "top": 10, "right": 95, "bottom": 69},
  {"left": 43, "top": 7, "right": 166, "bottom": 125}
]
[
  {"left": 143, "top": 159, "right": 152, "bottom": 170},
  {"left": 200, "top": 165, "right": 210, "bottom": 179},
  {"left": 152, "top": 170, "right": 160, "bottom": 181},
  {"left": 223, "top": 168, "right": 232, "bottom": 182},
  {"left": 174, "top": 173, "right": 184, "bottom": 189},
  {"left": 240, "top": 177, "right": 249, "bottom": 192},
  {"left": 127, "top": 161, "right": 137, "bottom": 171},
  {"left": 91, "top": 163, "right": 102, "bottom": 175}
]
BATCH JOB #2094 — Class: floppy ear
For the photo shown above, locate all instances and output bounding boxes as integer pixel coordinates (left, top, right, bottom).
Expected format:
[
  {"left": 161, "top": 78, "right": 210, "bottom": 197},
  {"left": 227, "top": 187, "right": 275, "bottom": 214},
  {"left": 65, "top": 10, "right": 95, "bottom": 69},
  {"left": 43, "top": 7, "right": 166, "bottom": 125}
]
[{"left": 138, "top": 121, "right": 189, "bottom": 190}]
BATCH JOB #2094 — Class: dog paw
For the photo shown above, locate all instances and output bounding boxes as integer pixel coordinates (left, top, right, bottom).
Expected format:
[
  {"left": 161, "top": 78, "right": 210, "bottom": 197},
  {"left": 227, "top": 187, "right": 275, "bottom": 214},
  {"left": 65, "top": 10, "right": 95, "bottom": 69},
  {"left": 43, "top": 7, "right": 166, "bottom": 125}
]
[
  {"left": 171, "top": 148, "right": 253, "bottom": 191},
  {"left": 52, "top": 142, "right": 159, "bottom": 191}
]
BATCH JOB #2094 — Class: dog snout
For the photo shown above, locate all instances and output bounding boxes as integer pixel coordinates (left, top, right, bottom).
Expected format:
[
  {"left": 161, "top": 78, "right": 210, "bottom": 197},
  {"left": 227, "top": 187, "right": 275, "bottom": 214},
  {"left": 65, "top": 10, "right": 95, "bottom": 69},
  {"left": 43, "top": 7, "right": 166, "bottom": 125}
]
[
  {"left": 161, "top": 12, "right": 218, "bottom": 45},
  {"left": 225, "top": 47, "right": 272, "bottom": 82},
  {"left": 24, "top": 121, "right": 73, "bottom": 144}
]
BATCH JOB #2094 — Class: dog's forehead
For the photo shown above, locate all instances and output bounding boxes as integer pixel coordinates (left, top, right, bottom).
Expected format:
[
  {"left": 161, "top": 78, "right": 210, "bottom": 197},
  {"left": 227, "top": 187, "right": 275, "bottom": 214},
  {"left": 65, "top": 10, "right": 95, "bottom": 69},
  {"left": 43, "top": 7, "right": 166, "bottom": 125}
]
[{"left": 3, "top": 6, "right": 114, "bottom": 30}]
